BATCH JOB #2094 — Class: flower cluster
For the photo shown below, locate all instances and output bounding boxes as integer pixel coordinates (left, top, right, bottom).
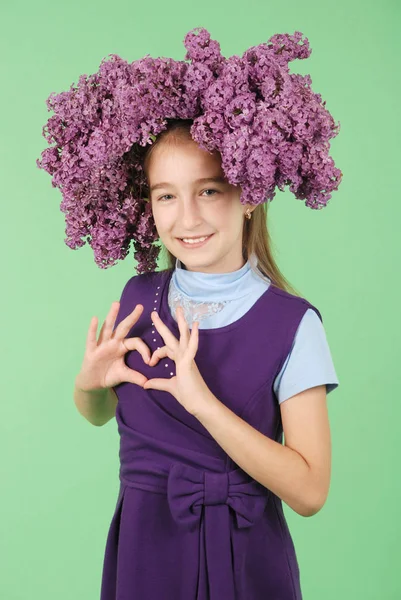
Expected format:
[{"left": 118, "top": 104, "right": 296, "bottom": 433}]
[{"left": 36, "top": 27, "right": 342, "bottom": 273}]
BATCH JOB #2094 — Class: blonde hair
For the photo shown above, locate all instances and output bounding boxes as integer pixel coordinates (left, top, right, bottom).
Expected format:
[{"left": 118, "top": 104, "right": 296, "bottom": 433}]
[{"left": 142, "top": 119, "right": 302, "bottom": 297}]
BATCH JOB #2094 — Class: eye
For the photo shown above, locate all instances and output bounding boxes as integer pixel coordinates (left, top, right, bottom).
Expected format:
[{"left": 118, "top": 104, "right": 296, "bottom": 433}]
[
  {"left": 157, "top": 189, "right": 219, "bottom": 202},
  {"left": 202, "top": 188, "right": 219, "bottom": 197}
]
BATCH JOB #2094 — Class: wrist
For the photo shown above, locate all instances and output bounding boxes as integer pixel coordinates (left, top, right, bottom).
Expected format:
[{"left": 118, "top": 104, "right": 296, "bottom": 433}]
[
  {"left": 192, "top": 391, "right": 220, "bottom": 420},
  {"left": 75, "top": 374, "right": 106, "bottom": 395}
]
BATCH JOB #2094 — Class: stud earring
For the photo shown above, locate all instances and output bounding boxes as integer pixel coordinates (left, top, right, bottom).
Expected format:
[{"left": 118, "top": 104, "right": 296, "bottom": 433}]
[{"left": 245, "top": 208, "right": 252, "bottom": 220}]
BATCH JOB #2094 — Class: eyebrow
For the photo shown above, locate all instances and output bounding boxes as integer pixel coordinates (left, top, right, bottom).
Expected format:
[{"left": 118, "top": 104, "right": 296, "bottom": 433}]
[{"left": 150, "top": 176, "right": 227, "bottom": 193}]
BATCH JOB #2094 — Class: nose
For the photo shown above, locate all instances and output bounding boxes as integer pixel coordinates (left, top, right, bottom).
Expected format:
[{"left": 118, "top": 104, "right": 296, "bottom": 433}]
[{"left": 179, "top": 198, "right": 204, "bottom": 230}]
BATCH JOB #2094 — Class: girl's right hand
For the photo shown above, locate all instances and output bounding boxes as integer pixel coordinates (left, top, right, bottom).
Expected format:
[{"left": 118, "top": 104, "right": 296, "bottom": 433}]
[{"left": 75, "top": 302, "right": 151, "bottom": 392}]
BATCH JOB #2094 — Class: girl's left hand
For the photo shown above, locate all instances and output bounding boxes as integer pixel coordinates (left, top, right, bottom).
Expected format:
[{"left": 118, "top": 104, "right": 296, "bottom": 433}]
[{"left": 143, "top": 306, "right": 213, "bottom": 416}]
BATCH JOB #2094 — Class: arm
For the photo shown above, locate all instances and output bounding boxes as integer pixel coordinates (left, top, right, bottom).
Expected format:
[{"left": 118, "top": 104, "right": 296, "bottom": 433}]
[
  {"left": 73, "top": 377, "right": 118, "bottom": 427},
  {"left": 193, "top": 384, "right": 331, "bottom": 517}
]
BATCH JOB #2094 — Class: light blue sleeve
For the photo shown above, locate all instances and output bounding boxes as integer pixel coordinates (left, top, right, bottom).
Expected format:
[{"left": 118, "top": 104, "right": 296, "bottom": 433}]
[{"left": 273, "top": 308, "right": 340, "bottom": 405}]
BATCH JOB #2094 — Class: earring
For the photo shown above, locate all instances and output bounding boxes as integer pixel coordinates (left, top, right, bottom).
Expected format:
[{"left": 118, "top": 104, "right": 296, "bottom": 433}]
[{"left": 245, "top": 208, "right": 252, "bottom": 220}]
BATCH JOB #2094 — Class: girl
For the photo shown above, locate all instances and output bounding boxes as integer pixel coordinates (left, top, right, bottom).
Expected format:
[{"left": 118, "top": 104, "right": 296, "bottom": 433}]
[
  {"left": 76, "top": 119, "right": 339, "bottom": 599},
  {"left": 38, "top": 27, "right": 341, "bottom": 599}
]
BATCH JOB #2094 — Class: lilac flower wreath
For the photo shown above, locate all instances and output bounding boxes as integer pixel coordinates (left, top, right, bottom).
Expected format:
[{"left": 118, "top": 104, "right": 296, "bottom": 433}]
[{"left": 36, "top": 27, "right": 342, "bottom": 274}]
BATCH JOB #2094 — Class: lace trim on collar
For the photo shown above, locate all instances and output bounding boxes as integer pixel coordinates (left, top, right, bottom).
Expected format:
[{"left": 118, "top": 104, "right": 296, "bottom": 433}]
[{"left": 168, "top": 278, "right": 232, "bottom": 327}]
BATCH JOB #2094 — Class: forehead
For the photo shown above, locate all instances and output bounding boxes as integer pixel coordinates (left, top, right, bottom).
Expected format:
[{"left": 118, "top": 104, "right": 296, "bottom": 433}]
[{"left": 147, "top": 139, "right": 223, "bottom": 180}]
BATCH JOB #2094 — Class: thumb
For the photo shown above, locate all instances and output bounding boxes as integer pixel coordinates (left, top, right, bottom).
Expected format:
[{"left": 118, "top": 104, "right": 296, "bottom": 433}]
[
  {"left": 143, "top": 378, "right": 169, "bottom": 393},
  {"left": 122, "top": 366, "right": 148, "bottom": 388}
]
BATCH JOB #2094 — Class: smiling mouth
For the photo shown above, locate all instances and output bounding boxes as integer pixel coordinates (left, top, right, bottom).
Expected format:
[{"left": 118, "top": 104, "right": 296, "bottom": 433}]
[{"left": 177, "top": 234, "right": 214, "bottom": 248}]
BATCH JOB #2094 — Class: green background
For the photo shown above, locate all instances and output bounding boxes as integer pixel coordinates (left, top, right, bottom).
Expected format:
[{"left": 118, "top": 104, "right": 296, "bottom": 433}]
[{"left": 1, "top": 0, "right": 400, "bottom": 598}]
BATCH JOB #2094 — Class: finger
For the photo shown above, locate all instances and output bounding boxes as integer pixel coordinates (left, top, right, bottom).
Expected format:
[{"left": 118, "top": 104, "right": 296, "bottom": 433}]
[
  {"left": 95, "top": 310, "right": 111, "bottom": 347},
  {"left": 121, "top": 365, "right": 149, "bottom": 387},
  {"left": 148, "top": 345, "right": 174, "bottom": 365},
  {"left": 187, "top": 320, "right": 199, "bottom": 359},
  {"left": 176, "top": 306, "right": 190, "bottom": 346},
  {"left": 124, "top": 336, "right": 151, "bottom": 364},
  {"left": 86, "top": 315, "right": 99, "bottom": 352},
  {"left": 151, "top": 310, "right": 178, "bottom": 349},
  {"left": 143, "top": 378, "right": 171, "bottom": 393},
  {"left": 115, "top": 304, "right": 145, "bottom": 340},
  {"left": 101, "top": 301, "right": 123, "bottom": 343}
]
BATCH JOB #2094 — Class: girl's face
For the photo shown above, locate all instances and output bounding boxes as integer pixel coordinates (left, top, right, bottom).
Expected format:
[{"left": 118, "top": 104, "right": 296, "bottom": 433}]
[{"left": 147, "top": 138, "right": 253, "bottom": 274}]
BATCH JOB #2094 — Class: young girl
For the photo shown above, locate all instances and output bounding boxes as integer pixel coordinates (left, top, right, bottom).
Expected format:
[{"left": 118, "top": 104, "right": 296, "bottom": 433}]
[
  {"left": 38, "top": 28, "right": 341, "bottom": 599},
  {"left": 92, "top": 119, "right": 338, "bottom": 599}
]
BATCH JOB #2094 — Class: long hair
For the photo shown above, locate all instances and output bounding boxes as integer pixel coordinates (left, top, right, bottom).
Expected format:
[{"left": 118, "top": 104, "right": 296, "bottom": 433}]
[{"left": 140, "top": 119, "right": 302, "bottom": 297}]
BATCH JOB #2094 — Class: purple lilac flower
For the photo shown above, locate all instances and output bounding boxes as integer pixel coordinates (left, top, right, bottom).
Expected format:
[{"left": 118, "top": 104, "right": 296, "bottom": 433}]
[{"left": 36, "top": 27, "right": 342, "bottom": 273}]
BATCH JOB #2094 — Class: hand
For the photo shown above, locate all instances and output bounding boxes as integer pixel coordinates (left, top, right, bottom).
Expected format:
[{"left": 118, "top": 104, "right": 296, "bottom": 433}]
[
  {"left": 76, "top": 302, "right": 153, "bottom": 392},
  {"left": 143, "top": 306, "right": 213, "bottom": 415}
]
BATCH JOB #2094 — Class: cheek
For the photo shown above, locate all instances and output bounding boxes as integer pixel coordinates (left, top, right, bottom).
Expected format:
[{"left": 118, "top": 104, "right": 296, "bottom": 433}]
[
  {"left": 209, "top": 198, "right": 231, "bottom": 219},
  {"left": 212, "top": 200, "right": 241, "bottom": 229},
  {"left": 151, "top": 205, "right": 176, "bottom": 232}
]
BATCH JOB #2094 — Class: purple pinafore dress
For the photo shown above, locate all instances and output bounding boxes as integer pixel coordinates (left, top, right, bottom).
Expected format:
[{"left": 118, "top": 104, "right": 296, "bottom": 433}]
[{"left": 100, "top": 267, "right": 323, "bottom": 600}]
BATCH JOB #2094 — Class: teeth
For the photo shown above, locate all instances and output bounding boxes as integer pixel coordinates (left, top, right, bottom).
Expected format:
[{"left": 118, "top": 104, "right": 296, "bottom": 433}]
[{"left": 181, "top": 236, "right": 209, "bottom": 244}]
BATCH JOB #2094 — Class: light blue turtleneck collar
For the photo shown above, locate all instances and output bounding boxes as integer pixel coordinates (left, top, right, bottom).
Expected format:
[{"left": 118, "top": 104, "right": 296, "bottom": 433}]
[{"left": 171, "top": 253, "right": 268, "bottom": 302}]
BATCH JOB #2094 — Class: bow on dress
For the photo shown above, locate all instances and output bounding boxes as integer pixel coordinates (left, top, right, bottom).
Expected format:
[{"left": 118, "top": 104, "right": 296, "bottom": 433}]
[{"left": 167, "top": 462, "right": 270, "bottom": 599}]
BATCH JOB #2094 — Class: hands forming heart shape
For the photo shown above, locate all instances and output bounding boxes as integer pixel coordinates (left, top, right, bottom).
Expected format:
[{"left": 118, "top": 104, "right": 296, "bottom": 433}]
[{"left": 76, "top": 302, "right": 215, "bottom": 419}]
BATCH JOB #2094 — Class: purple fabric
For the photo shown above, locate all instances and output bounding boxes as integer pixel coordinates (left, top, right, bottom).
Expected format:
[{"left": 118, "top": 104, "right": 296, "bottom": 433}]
[{"left": 100, "top": 268, "right": 322, "bottom": 599}]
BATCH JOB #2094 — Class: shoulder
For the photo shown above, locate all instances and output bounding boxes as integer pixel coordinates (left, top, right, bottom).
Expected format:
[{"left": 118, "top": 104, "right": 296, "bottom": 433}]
[
  {"left": 122, "top": 268, "right": 171, "bottom": 295},
  {"left": 268, "top": 284, "right": 323, "bottom": 323},
  {"left": 274, "top": 306, "right": 340, "bottom": 403}
]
